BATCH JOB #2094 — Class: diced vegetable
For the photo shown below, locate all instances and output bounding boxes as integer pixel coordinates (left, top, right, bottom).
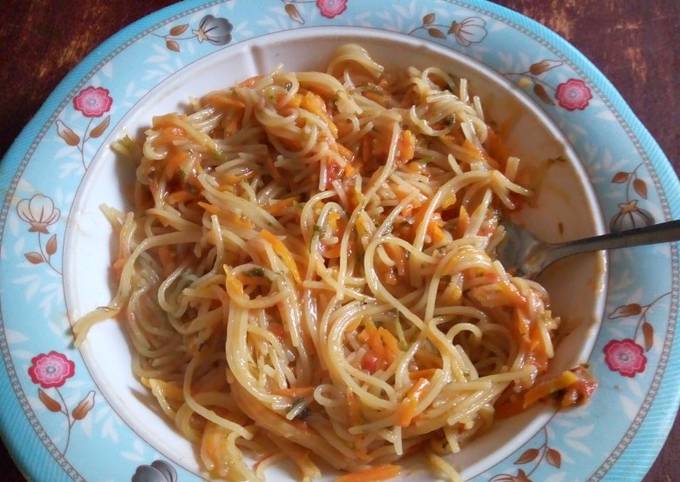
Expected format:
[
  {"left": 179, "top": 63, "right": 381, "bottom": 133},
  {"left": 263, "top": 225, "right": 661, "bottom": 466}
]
[
  {"left": 261, "top": 229, "right": 302, "bottom": 284},
  {"left": 334, "top": 464, "right": 401, "bottom": 482},
  {"left": 396, "top": 378, "right": 430, "bottom": 427}
]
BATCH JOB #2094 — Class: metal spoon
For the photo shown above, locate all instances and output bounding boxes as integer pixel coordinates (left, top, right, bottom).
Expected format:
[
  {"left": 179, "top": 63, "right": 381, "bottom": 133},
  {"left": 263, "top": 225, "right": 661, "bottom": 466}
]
[{"left": 496, "top": 220, "right": 680, "bottom": 278}]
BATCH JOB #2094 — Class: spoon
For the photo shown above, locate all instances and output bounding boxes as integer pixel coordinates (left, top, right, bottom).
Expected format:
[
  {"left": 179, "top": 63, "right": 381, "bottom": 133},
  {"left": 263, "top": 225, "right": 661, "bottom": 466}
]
[{"left": 496, "top": 220, "right": 680, "bottom": 278}]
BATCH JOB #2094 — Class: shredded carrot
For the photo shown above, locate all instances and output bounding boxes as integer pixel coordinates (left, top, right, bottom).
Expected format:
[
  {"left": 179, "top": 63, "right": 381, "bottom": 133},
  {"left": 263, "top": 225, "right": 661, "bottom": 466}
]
[
  {"left": 408, "top": 368, "right": 437, "bottom": 381},
  {"left": 327, "top": 211, "right": 340, "bottom": 232},
  {"left": 501, "top": 280, "right": 528, "bottom": 308},
  {"left": 528, "top": 321, "right": 549, "bottom": 372},
  {"left": 223, "top": 113, "right": 241, "bottom": 136},
  {"left": 224, "top": 268, "right": 245, "bottom": 296},
  {"left": 278, "top": 136, "right": 305, "bottom": 152},
  {"left": 363, "top": 90, "right": 387, "bottom": 105},
  {"left": 404, "top": 160, "right": 424, "bottom": 173},
  {"left": 336, "top": 142, "right": 354, "bottom": 160},
  {"left": 156, "top": 126, "right": 186, "bottom": 144},
  {"left": 202, "top": 93, "right": 246, "bottom": 110},
  {"left": 401, "top": 200, "right": 421, "bottom": 218},
  {"left": 271, "top": 386, "right": 314, "bottom": 398},
  {"left": 494, "top": 395, "right": 525, "bottom": 418},
  {"left": 166, "top": 190, "right": 194, "bottom": 204},
  {"left": 300, "top": 91, "right": 338, "bottom": 137},
  {"left": 150, "top": 379, "right": 183, "bottom": 401},
  {"left": 414, "top": 349, "right": 442, "bottom": 369},
  {"left": 238, "top": 75, "right": 263, "bottom": 88},
  {"left": 462, "top": 139, "right": 500, "bottom": 169},
  {"left": 365, "top": 325, "right": 387, "bottom": 363},
  {"left": 396, "top": 378, "right": 430, "bottom": 427},
  {"left": 397, "top": 129, "right": 416, "bottom": 164},
  {"left": 268, "top": 197, "right": 296, "bottom": 216},
  {"left": 261, "top": 229, "right": 302, "bottom": 284},
  {"left": 378, "top": 328, "right": 399, "bottom": 361},
  {"left": 221, "top": 210, "right": 255, "bottom": 230},
  {"left": 523, "top": 370, "right": 579, "bottom": 409},
  {"left": 456, "top": 205, "right": 470, "bottom": 238},
  {"left": 427, "top": 219, "right": 446, "bottom": 244},
  {"left": 217, "top": 173, "right": 246, "bottom": 186},
  {"left": 163, "top": 148, "right": 189, "bottom": 180},
  {"left": 410, "top": 204, "right": 431, "bottom": 240},
  {"left": 334, "top": 465, "right": 401, "bottom": 482},
  {"left": 321, "top": 243, "right": 341, "bottom": 259},
  {"left": 152, "top": 113, "right": 183, "bottom": 129},
  {"left": 441, "top": 192, "right": 457, "bottom": 210},
  {"left": 384, "top": 242, "right": 407, "bottom": 277},
  {"left": 197, "top": 201, "right": 220, "bottom": 215},
  {"left": 200, "top": 422, "right": 226, "bottom": 470},
  {"left": 346, "top": 390, "right": 362, "bottom": 426},
  {"left": 277, "top": 92, "right": 303, "bottom": 111}
]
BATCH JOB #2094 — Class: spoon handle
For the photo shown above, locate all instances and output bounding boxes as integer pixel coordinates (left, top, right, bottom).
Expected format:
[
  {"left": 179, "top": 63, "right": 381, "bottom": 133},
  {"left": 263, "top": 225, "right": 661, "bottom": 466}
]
[{"left": 548, "top": 220, "right": 680, "bottom": 261}]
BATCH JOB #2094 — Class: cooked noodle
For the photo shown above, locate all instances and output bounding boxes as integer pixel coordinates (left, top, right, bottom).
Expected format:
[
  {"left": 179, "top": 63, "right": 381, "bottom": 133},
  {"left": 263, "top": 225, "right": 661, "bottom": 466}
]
[{"left": 74, "top": 44, "right": 589, "bottom": 481}]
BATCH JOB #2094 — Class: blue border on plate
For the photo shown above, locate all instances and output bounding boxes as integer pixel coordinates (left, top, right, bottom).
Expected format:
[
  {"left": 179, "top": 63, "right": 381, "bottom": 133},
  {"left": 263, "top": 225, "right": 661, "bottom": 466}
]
[
  {"left": 460, "top": 5, "right": 680, "bottom": 481},
  {"left": 0, "top": 1, "right": 677, "bottom": 481},
  {"left": 0, "top": 4, "right": 201, "bottom": 481}
]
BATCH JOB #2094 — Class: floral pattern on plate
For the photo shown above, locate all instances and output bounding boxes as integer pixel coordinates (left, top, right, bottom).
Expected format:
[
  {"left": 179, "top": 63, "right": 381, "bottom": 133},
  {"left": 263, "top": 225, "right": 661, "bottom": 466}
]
[{"left": 28, "top": 352, "right": 96, "bottom": 455}]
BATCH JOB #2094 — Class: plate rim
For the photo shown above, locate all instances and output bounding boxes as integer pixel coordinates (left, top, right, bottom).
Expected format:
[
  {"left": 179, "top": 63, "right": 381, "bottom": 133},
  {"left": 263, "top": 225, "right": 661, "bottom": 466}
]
[{"left": 0, "top": 1, "right": 678, "bottom": 481}]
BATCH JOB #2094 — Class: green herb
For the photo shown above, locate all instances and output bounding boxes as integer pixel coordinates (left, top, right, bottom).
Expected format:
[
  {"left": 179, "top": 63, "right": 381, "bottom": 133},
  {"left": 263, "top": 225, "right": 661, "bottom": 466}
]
[
  {"left": 211, "top": 147, "right": 227, "bottom": 163},
  {"left": 394, "top": 315, "right": 408, "bottom": 350},
  {"left": 289, "top": 398, "right": 310, "bottom": 420},
  {"left": 246, "top": 267, "right": 265, "bottom": 277},
  {"left": 310, "top": 225, "right": 322, "bottom": 249}
]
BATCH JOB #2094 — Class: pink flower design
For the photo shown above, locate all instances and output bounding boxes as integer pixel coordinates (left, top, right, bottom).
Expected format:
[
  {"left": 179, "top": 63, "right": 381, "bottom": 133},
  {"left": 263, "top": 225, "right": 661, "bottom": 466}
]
[
  {"left": 28, "top": 351, "right": 75, "bottom": 388},
  {"left": 316, "top": 0, "right": 347, "bottom": 18},
  {"left": 603, "top": 339, "right": 647, "bottom": 377},
  {"left": 72, "top": 86, "right": 113, "bottom": 117},
  {"left": 555, "top": 78, "right": 592, "bottom": 111}
]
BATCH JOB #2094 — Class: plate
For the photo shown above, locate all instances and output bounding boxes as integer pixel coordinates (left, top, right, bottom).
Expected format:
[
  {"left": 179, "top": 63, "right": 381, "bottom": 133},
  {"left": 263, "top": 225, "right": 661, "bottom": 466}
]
[
  {"left": 67, "top": 25, "right": 607, "bottom": 481},
  {"left": 1, "top": 1, "right": 678, "bottom": 481}
]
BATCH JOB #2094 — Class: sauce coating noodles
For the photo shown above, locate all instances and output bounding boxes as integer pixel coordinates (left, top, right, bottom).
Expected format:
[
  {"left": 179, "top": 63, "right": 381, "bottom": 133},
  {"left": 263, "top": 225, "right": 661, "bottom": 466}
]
[{"left": 75, "top": 44, "right": 571, "bottom": 481}]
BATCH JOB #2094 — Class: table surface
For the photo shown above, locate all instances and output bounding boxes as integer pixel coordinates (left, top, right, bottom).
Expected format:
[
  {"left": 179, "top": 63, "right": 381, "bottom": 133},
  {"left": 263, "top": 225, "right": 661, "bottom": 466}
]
[{"left": 0, "top": 1, "right": 678, "bottom": 481}]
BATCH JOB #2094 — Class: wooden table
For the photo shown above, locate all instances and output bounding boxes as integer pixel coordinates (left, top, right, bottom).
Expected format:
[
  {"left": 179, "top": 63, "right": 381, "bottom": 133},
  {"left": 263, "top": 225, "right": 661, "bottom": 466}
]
[{"left": 0, "top": 1, "right": 678, "bottom": 480}]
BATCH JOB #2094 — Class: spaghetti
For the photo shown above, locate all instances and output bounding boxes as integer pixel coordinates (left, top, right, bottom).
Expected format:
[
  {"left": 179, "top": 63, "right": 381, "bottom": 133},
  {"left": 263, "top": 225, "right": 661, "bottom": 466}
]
[{"left": 75, "top": 44, "right": 594, "bottom": 481}]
